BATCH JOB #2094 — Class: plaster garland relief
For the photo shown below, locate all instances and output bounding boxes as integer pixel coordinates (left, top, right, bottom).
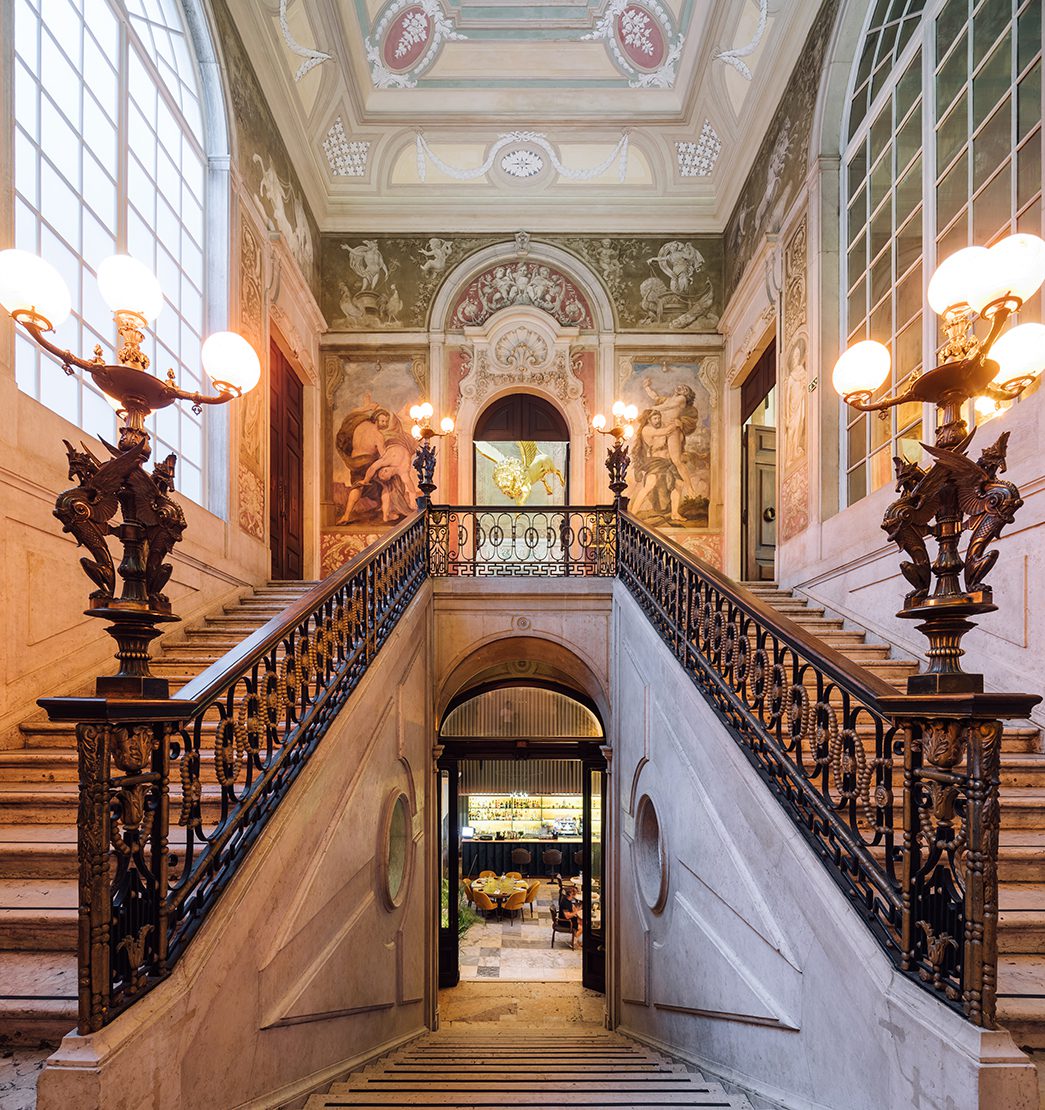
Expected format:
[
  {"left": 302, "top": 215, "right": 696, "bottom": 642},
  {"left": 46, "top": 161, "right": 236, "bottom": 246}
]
[
  {"left": 780, "top": 213, "right": 810, "bottom": 542},
  {"left": 237, "top": 215, "right": 266, "bottom": 542}
]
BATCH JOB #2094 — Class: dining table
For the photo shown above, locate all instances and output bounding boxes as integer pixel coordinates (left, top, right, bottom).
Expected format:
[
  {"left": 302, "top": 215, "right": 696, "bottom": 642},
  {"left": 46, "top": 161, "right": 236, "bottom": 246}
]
[{"left": 471, "top": 875, "right": 529, "bottom": 917}]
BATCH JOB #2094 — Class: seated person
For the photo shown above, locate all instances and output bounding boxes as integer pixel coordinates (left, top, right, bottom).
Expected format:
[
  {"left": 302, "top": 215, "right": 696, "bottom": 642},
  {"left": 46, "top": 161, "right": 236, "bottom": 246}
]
[{"left": 558, "top": 881, "right": 581, "bottom": 937}]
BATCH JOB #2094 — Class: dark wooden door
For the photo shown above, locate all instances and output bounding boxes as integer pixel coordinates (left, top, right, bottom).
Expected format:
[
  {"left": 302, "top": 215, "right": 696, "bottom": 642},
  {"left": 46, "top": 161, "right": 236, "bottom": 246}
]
[
  {"left": 742, "top": 425, "right": 776, "bottom": 582},
  {"left": 269, "top": 340, "right": 303, "bottom": 580}
]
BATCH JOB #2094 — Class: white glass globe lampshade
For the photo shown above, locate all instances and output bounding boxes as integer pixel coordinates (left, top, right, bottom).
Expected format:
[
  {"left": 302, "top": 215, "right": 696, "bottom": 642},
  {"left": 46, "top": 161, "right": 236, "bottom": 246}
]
[
  {"left": 420, "top": 401, "right": 434, "bottom": 420},
  {"left": 0, "top": 249, "right": 72, "bottom": 328},
  {"left": 440, "top": 416, "right": 455, "bottom": 434},
  {"left": 201, "top": 331, "right": 261, "bottom": 394},
  {"left": 832, "top": 340, "right": 891, "bottom": 399},
  {"left": 622, "top": 425, "right": 635, "bottom": 440},
  {"left": 927, "top": 246, "right": 991, "bottom": 315},
  {"left": 989, "top": 322, "right": 1045, "bottom": 388},
  {"left": 974, "top": 395, "right": 999, "bottom": 418},
  {"left": 972, "top": 234, "right": 1045, "bottom": 314},
  {"left": 592, "top": 413, "right": 606, "bottom": 431},
  {"left": 409, "top": 404, "right": 422, "bottom": 421},
  {"left": 411, "top": 423, "right": 422, "bottom": 440},
  {"left": 611, "top": 400, "right": 625, "bottom": 418},
  {"left": 97, "top": 255, "right": 164, "bottom": 322},
  {"left": 625, "top": 403, "right": 638, "bottom": 421}
]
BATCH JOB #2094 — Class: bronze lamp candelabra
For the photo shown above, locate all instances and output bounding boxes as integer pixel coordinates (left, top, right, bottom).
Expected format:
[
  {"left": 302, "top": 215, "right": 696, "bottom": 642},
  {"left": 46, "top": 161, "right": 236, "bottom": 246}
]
[
  {"left": 409, "top": 401, "right": 455, "bottom": 507},
  {"left": 592, "top": 401, "right": 637, "bottom": 509},
  {"left": 832, "top": 233, "right": 1045, "bottom": 694},
  {"left": 0, "top": 249, "right": 261, "bottom": 698}
]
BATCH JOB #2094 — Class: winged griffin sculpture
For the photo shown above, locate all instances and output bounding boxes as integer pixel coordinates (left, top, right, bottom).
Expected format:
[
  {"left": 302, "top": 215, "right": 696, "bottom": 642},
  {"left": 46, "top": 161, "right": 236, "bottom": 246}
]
[{"left": 475, "top": 441, "right": 565, "bottom": 506}]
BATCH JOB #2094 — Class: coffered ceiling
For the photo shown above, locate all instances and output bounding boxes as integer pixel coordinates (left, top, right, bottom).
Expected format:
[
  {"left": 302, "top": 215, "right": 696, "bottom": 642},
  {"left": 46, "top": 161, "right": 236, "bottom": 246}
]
[{"left": 227, "top": 0, "right": 820, "bottom": 232}]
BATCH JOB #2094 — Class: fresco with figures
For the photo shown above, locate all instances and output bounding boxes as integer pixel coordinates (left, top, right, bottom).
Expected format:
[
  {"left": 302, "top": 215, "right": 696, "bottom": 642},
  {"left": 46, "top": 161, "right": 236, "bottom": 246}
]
[
  {"left": 321, "top": 234, "right": 722, "bottom": 333},
  {"left": 323, "top": 352, "right": 427, "bottom": 544},
  {"left": 617, "top": 356, "right": 718, "bottom": 538},
  {"left": 723, "top": 0, "right": 838, "bottom": 300},
  {"left": 213, "top": 0, "right": 320, "bottom": 299}
]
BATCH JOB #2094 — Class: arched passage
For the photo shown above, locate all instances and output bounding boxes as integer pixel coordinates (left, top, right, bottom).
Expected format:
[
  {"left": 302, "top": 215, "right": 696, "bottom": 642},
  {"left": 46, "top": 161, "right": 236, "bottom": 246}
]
[{"left": 435, "top": 639, "right": 609, "bottom": 996}]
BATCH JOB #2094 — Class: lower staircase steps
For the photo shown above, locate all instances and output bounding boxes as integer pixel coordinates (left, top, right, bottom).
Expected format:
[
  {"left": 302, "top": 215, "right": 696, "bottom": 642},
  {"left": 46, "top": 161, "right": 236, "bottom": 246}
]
[
  {"left": 0, "top": 579, "right": 318, "bottom": 1046},
  {"left": 746, "top": 582, "right": 1045, "bottom": 1050},
  {"left": 306, "top": 1029, "right": 752, "bottom": 1108}
]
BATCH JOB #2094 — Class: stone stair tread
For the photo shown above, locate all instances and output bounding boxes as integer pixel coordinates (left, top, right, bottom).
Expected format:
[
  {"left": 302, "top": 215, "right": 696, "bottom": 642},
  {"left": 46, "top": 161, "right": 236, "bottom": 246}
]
[
  {"left": 0, "top": 950, "right": 77, "bottom": 999},
  {"left": 0, "top": 879, "right": 76, "bottom": 910}
]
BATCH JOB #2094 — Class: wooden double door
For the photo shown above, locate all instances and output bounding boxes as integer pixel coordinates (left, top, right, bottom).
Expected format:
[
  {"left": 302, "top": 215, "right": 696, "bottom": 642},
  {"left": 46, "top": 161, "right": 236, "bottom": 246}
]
[{"left": 269, "top": 340, "right": 303, "bottom": 580}]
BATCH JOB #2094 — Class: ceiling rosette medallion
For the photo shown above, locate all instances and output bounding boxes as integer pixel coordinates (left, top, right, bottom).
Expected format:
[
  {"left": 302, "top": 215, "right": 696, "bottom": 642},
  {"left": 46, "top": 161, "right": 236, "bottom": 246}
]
[
  {"left": 583, "top": 0, "right": 683, "bottom": 89},
  {"left": 366, "top": 0, "right": 464, "bottom": 89}
]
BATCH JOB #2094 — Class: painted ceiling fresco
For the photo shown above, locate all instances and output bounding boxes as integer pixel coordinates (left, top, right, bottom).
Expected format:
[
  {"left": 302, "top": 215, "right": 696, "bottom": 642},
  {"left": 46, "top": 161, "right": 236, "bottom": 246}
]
[
  {"left": 356, "top": 0, "right": 694, "bottom": 92},
  {"left": 321, "top": 233, "right": 723, "bottom": 333}
]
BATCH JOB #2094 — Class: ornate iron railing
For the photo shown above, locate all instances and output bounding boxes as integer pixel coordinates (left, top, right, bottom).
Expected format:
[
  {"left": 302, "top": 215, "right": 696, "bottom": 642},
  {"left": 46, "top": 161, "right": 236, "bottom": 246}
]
[
  {"left": 45, "top": 503, "right": 1035, "bottom": 1033},
  {"left": 427, "top": 505, "right": 617, "bottom": 576},
  {"left": 42, "top": 514, "right": 427, "bottom": 1032},
  {"left": 616, "top": 511, "right": 1036, "bottom": 1027}
]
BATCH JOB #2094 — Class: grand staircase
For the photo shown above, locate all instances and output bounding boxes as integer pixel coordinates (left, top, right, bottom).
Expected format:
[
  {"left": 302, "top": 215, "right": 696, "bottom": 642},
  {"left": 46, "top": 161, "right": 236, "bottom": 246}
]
[
  {"left": 746, "top": 583, "right": 1045, "bottom": 1051},
  {"left": 0, "top": 580, "right": 319, "bottom": 1047},
  {"left": 305, "top": 1029, "right": 753, "bottom": 1108}
]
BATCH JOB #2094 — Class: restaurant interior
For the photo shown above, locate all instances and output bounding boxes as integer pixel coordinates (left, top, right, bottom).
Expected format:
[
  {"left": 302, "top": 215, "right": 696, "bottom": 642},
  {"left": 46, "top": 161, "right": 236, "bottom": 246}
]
[{"left": 437, "top": 686, "right": 606, "bottom": 990}]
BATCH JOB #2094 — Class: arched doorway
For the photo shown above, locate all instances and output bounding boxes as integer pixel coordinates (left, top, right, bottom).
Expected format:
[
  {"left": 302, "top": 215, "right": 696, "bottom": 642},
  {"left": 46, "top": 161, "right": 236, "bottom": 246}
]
[
  {"left": 436, "top": 680, "right": 607, "bottom": 995},
  {"left": 473, "top": 393, "right": 571, "bottom": 506}
]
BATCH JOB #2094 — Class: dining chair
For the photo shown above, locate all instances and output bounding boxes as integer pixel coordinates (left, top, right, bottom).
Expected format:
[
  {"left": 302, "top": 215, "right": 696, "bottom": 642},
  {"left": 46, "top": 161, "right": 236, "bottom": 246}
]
[
  {"left": 479, "top": 870, "right": 496, "bottom": 878},
  {"left": 524, "top": 880, "right": 540, "bottom": 917},
  {"left": 505, "top": 871, "right": 522, "bottom": 880},
  {"left": 473, "top": 890, "right": 496, "bottom": 919},
  {"left": 503, "top": 889, "right": 526, "bottom": 922},
  {"left": 550, "top": 905, "right": 576, "bottom": 950},
  {"left": 462, "top": 879, "right": 475, "bottom": 906}
]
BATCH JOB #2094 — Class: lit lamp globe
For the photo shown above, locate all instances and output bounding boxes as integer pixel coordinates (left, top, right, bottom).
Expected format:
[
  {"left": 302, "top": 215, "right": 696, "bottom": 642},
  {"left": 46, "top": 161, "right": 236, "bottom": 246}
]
[
  {"left": 623, "top": 424, "right": 635, "bottom": 440},
  {"left": 0, "top": 248, "right": 72, "bottom": 329},
  {"left": 989, "top": 322, "right": 1045, "bottom": 391},
  {"left": 420, "top": 401, "right": 434, "bottom": 420},
  {"left": 592, "top": 413, "right": 606, "bottom": 431},
  {"left": 625, "top": 404, "right": 638, "bottom": 421},
  {"left": 927, "top": 245, "right": 990, "bottom": 316},
  {"left": 411, "top": 424, "right": 422, "bottom": 440},
  {"left": 611, "top": 400, "right": 626, "bottom": 418},
  {"left": 201, "top": 331, "right": 260, "bottom": 396},
  {"left": 440, "top": 416, "right": 455, "bottom": 434},
  {"left": 832, "top": 340, "right": 891, "bottom": 402},
  {"left": 972, "top": 234, "right": 1045, "bottom": 316},
  {"left": 409, "top": 404, "right": 423, "bottom": 421},
  {"left": 97, "top": 254, "right": 164, "bottom": 322}
]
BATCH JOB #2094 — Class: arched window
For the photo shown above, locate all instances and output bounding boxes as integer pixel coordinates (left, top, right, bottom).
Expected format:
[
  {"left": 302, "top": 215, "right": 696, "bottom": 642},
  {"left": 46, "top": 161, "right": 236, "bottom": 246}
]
[
  {"left": 841, "top": 0, "right": 1042, "bottom": 506},
  {"left": 13, "top": 0, "right": 224, "bottom": 506}
]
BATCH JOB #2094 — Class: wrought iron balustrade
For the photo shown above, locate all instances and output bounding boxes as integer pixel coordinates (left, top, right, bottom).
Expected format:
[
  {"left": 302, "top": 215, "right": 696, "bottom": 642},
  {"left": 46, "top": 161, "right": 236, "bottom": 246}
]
[
  {"left": 41, "top": 513, "right": 427, "bottom": 1032},
  {"left": 427, "top": 505, "right": 617, "bottom": 577},
  {"left": 616, "top": 511, "right": 1035, "bottom": 1028},
  {"left": 46, "top": 502, "right": 1036, "bottom": 1034}
]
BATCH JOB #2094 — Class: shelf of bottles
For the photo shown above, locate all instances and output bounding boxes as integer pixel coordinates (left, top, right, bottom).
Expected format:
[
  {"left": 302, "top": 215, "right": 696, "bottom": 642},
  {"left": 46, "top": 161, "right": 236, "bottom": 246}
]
[{"left": 464, "top": 793, "right": 583, "bottom": 839}]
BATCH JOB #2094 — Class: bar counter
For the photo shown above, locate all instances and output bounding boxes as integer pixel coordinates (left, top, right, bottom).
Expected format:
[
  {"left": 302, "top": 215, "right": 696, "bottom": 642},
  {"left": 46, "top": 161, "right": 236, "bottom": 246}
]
[{"left": 461, "top": 837, "right": 583, "bottom": 877}]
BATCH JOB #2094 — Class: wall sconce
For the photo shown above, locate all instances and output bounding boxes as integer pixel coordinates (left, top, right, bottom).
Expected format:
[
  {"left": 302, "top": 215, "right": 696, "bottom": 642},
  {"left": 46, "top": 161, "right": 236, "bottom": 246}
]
[
  {"left": 409, "top": 401, "right": 454, "bottom": 507},
  {"left": 0, "top": 248, "right": 260, "bottom": 697},
  {"left": 832, "top": 232, "right": 1045, "bottom": 693},
  {"left": 592, "top": 401, "right": 638, "bottom": 509}
]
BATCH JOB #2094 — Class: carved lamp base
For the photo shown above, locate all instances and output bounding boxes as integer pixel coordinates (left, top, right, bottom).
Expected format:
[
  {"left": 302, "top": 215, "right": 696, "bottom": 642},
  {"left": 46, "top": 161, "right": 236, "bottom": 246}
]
[
  {"left": 89, "top": 606, "right": 179, "bottom": 699},
  {"left": 898, "top": 593, "right": 997, "bottom": 695}
]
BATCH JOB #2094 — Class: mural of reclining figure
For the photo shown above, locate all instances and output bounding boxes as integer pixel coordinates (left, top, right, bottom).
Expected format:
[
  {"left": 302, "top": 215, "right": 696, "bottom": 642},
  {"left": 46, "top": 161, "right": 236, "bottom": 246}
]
[{"left": 335, "top": 406, "right": 418, "bottom": 524}]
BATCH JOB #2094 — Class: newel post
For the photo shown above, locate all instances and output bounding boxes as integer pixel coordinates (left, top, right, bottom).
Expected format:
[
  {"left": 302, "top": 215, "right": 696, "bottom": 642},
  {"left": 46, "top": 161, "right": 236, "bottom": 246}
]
[
  {"left": 41, "top": 700, "right": 182, "bottom": 1032},
  {"left": 881, "top": 692, "right": 1040, "bottom": 1027}
]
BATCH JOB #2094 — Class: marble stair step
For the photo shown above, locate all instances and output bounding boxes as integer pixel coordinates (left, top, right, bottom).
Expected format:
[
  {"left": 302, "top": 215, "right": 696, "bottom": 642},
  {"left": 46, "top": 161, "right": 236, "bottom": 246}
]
[
  {"left": 997, "top": 791, "right": 1045, "bottom": 829},
  {"left": 0, "top": 950, "right": 77, "bottom": 1044},
  {"left": 1000, "top": 755, "right": 1045, "bottom": 788},
  {"left": 0, "top": 748, "right": 224, "bottom": 783},
  {"left": 0, "top": 781, "right": 226, "bottom": 824},
  {"left": 0, "top": 827, "right": 78, "bottom": 879},
  {"left": 0, "top": 879, "right": 76, "bottom": 949}
]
